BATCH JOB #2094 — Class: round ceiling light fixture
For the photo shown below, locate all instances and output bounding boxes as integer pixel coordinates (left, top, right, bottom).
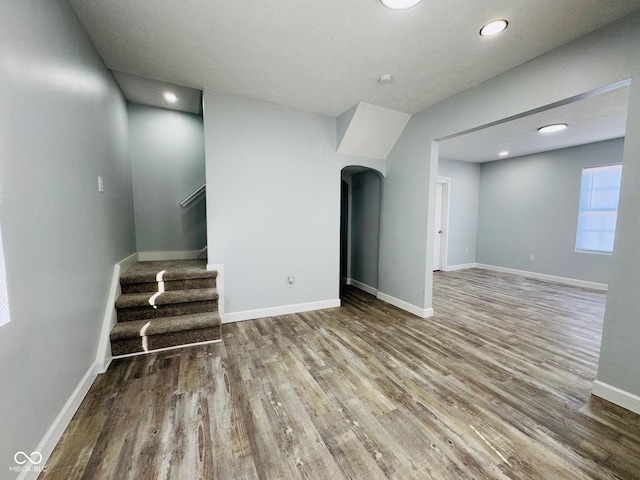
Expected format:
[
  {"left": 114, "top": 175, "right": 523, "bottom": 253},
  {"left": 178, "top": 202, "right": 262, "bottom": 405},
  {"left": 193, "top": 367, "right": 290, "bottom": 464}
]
[
  {"left": 480, "top": 19, "right": 509, "bottom": 37},
  {"left": 498, "top": 150, "right": 509, "bottom": 157},
  {"left": 380, "top": 0, "right": 423, "bottom": 11},
  {"left": 378, "top": 74, "right": 393, "bottom": 83},
  {"left": 163, "top": 91, "right": 178, "bottom": 103},
  {"left": 538, "top": 123, "right": 567, "bottom": 133}
]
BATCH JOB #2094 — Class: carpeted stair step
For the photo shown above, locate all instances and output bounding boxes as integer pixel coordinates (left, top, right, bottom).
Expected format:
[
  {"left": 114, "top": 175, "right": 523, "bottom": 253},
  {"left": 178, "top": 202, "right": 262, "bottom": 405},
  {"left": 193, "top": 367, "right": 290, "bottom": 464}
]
[
  {"left": 120, "top": 260, "right": 217, "bottom": 294},
  {"left": 115, "top": 288, "right": 218, "bottom": 322},
  {"left": 110, "top": 260, "right": 223, "bottom": 358},
  {"left": 110, "top": 312, "right": 221, "bottom": 356}
]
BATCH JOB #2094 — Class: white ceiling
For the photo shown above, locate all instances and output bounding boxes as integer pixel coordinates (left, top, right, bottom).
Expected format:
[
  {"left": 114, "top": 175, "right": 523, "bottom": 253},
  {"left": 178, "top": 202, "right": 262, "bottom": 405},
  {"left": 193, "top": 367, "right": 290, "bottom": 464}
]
[
  {"left": 439, "top": 83, "right": 630, "bottom": 163},
  {"left": 67, "top": 0, "right": 640, "bottom": 117}
]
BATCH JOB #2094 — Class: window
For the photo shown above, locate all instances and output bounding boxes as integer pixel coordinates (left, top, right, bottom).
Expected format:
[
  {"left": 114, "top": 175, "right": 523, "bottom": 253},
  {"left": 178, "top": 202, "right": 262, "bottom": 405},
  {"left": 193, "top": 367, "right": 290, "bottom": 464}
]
[{"left": 575, "top": 164, "right": 622, "bottom": 254}]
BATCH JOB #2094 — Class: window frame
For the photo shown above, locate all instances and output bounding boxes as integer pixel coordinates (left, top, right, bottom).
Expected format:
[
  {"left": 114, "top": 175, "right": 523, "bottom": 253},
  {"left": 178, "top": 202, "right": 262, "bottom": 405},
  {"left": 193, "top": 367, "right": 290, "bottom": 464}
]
[{"left": 575, "top": 163, "right": 623, "bottom": 255}]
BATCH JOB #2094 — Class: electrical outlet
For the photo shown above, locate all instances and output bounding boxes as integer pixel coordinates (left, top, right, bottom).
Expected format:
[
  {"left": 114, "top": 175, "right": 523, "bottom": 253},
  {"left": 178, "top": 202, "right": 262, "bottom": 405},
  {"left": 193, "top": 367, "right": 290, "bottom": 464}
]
[
  {"left": 465, "top": 246, "right": 469, "bottom": 253},
  {"left": 287, "top": 276, "right": 294, "bottom": 287},
  {"left": 529, "top": 255, "right": 534, "bottom": 262}
]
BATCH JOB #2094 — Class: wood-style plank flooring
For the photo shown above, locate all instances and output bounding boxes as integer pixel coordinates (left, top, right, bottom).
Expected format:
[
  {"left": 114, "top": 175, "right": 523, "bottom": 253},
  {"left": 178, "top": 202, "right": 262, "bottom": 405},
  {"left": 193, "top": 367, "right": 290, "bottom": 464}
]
[{"left": 41, "top": 269, "right": 640, "bottom": 479}]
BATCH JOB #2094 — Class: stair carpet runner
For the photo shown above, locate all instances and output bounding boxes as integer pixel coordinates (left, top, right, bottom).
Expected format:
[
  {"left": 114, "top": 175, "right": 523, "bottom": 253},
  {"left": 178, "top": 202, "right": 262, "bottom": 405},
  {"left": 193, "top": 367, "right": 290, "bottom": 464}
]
[{"left": 110, "top": 260, "right": 221, "bottom": 356}]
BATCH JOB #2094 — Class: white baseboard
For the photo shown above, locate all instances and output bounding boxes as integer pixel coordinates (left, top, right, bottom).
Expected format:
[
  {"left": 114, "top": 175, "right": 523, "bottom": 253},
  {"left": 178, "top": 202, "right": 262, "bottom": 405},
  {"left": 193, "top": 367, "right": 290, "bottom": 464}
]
[
  {"left": 349, "top": 278, "right": 377, "bottom": 296},
  {"left": 592, "top": 380, "right": 640, "bottom": 415},
  {"left": 222, "top": 298, "right": 341, "bottom": 324},
  {"left": 96, "top": 252, "right": 139, "bottom": 374},
  {"left": 17, "top": 363, "right": 99, "bottom": 480},
  {"left": 475, "top": 264, "right": 608, "bottom": 291},
  {"left": 376, "top": 291, "right": 433, "bottom": 318},
  {"left": 443, "top": 263, "right": 479, "bottom": 272},
  {"left": 138, "top": 250, "right": 203, "bottom": 261}
]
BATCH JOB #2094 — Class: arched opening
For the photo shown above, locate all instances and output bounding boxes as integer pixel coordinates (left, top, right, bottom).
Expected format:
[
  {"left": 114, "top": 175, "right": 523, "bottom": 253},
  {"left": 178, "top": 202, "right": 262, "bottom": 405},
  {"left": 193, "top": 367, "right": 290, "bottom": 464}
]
[{"left": 340, "top": 166, "right": 384, "bottom": 299}]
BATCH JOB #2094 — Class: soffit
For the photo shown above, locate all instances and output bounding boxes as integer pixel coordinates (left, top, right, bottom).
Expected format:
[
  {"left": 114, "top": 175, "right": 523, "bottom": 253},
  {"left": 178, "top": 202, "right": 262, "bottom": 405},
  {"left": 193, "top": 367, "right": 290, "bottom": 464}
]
[{"left": 439, "top": 84, "right": 629, "bottom": 163}]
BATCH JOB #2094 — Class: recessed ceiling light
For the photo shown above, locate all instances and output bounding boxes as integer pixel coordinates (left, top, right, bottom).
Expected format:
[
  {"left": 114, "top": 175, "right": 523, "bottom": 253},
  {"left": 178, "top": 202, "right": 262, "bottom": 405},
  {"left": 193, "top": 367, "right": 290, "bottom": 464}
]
[
  {"left": 480, "top": 19, "right": 509, "bottom": 37},
  {"left": 163, "top": 91, "right": 177, "bottom": 103},
  {"left": 380, "top": 0, "right": 423, "bottom": 11},
  {"left": 498, "top": 150, "right": 509, "bottom": 157},
  {"left": 538, "top": 123, "right": 567, "bottom": 133}
]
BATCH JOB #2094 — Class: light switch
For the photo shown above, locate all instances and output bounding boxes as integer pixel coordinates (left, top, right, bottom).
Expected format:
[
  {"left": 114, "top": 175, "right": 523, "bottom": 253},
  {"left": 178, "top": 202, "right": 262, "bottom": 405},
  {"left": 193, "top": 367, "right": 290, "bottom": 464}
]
[{"left": 98, "top": 176, "right": 104, "bottom": 193}]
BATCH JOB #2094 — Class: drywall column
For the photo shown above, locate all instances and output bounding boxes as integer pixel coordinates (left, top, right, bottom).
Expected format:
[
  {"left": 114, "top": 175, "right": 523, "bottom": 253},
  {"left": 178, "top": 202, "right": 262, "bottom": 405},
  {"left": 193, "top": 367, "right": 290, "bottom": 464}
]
[
  {"left": 203, "top": 91, "right": 340, "bottom": 316},
  {"left": 595, "top": 64, "right": 640, "bottom": 410}
]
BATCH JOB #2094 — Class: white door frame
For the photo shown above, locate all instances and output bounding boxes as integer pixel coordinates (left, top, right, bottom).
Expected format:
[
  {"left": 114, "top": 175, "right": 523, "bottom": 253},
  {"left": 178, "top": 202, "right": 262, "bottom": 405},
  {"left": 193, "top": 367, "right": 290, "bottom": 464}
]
[{"left": 435, "top": 176, "right": 450, "bottom": 271}]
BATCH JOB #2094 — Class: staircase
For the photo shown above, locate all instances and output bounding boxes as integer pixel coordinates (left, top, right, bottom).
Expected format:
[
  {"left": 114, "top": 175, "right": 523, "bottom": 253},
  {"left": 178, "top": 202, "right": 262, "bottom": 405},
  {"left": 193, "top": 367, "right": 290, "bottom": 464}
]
[{"left": 110, "top": 260, "right": 221, "bottom": 356}]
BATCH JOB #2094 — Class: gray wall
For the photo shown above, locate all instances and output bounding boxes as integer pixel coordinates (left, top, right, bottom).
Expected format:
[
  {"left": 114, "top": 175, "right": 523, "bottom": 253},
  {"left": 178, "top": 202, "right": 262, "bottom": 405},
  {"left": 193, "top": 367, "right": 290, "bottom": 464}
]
[
  {"left": 350, "top": 170, "right": 382, "bottom": 289},
  {"left": 380, "top": 10, "right": 640, "bottom": 400},
  {"left": 203, "top": 91, "right": 340, "bottom": 313},
  {"left": 129, "top": 104, "right": 206, "bottom": 253},
  {"left": 0, "top": 0, "right": 135, "bottom": 468},
  {"left": 476, "top": 139, "right": 623, "bottom": 284},
  {"left": 437, "top": 158, "right": 480, "bottom": 268}
]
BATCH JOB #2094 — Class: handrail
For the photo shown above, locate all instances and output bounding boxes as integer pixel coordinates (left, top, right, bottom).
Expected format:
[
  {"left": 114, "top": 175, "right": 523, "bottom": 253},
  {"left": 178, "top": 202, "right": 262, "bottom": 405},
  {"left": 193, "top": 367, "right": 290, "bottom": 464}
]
[{"left": 180, "top": 184, "right": 206, "bottom": 207}]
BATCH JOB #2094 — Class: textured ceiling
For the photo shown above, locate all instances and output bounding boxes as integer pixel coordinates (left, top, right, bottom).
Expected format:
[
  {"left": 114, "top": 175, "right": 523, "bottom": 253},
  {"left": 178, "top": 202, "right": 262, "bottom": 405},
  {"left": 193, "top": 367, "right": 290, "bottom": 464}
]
[{"left": 67, "top": 0, "right": 640, "bottom": 117}]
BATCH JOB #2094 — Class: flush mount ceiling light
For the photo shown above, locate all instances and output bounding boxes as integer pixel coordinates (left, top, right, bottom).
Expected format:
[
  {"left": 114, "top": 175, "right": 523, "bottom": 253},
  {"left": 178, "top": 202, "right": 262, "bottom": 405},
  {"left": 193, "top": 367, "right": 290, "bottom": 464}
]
[
  {"left": 163, "top": 91, "right": 177, "bottom": 103},
  {"left": 378, "top": 74, "right": 393, "bottom": 83},
  {"left": 498, "top": 150, "right": 509, "bottom": 157},
  {"left": 380, "top": 0, "right": 423, "bottom": 11},
  {"left": 480, "top": 19, "right": 508, "bottom": 37},
  {"left": 538, "top": 123, "right": 567, "bottom": 133}
]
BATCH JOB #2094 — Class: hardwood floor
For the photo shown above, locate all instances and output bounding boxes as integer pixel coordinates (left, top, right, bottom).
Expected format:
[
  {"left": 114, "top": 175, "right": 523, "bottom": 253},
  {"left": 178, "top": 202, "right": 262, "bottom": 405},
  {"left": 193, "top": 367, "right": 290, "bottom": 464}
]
[{"left": 40, "top": 269, "right": 640, "bottom": 479}]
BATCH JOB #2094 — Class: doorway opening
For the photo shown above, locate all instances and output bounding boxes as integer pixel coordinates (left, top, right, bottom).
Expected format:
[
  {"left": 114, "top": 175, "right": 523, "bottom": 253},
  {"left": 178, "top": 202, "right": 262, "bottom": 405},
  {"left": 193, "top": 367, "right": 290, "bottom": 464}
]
[
  {"left": 433, "top": 177, "right": 450, "bottom": 272},
  {"left": 340, "top": 167, "right": 384, "bottom": 299}
]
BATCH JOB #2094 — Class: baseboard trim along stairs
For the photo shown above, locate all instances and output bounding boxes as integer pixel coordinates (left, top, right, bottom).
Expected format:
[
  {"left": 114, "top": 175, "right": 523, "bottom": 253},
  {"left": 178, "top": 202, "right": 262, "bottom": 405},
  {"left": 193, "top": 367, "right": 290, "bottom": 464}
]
[{"left": 110, "top": 260, "right": 221, "bottom": 357}]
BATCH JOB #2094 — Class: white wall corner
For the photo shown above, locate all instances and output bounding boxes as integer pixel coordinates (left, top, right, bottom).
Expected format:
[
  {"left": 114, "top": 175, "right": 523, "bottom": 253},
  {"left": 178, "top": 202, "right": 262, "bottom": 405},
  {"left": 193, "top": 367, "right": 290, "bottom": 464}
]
[
  {"left": 222, "top": 298, "right": 340, "bottom": 324},
  {"left": 207, "top": 263, "right": 224, "bottom": 316},
  {"left": 337, "top": 102, "right": 411, "bottom": 160},
  {"left": 592, "top": 380, "right": 640, "bottom": 415},
  {"left": 17, "top": 362, "right": 100, "bottom": 480},
  {"left": 96, "top": 252, "right": 138, "bottom": 373},
  {"left": 337, "top": 103, "right": 359, "bottom": 147},
  {"left": 376, "top": 291, "right": 433, "bottom": 318}
]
